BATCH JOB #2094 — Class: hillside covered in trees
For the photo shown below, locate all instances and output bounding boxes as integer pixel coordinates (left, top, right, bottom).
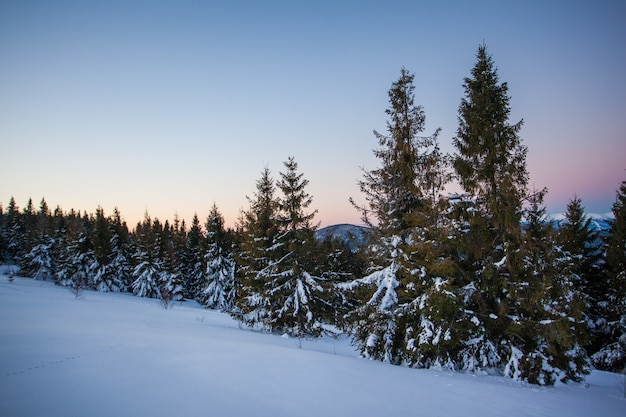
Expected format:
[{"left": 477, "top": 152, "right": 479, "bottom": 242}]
[{"left": 2, "top": 45, "right": 624, "bottom": 385}]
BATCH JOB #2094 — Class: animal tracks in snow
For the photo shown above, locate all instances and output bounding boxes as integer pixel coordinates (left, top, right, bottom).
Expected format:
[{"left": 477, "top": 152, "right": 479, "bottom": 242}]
[{"left": 4, "top": 344, "right": 122, "bottom": 377}]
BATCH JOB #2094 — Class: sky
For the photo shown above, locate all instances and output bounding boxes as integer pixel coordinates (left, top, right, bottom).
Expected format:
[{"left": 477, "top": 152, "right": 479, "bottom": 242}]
[{"left": 1, "top": 0, "right": 624, "bottom": 228}]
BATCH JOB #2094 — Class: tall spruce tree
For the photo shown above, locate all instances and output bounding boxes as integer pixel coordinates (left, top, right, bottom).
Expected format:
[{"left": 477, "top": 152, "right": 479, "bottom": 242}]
[
  {"left": 451, "top": 44, "right": 529, "bottom": 373},
  {"left": 267, "top": 157, "right": 327, "bottom": 337},
  {"left": 343, "top": 68, "right": 454, "bottom": 364},
  {"left": 234, "top": 167, "right": 281, "bottom": 329},
  {"left": 352, "top": 67, "right": 426, "bottom": 234},
  {"left": 234, "top": 159, "right": 327, "bottom": 337},
  {"left": 453, "top": 44, "right": 528, "bottom": 240},
  {"left": 451, "top": 45, "right": 589, "bottom": 385}
]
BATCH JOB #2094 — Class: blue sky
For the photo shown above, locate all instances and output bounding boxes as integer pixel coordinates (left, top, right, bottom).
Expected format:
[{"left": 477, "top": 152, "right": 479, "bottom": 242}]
[{"left": 1, "top": 1, "right": 624, "bottom": 227}]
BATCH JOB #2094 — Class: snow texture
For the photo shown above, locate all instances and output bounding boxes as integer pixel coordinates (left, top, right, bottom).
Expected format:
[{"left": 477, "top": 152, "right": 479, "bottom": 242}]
[
  {"left": 0, "top": 273, "right": 624, "bottom": 417},
  {"left": 337, "top": 262, "right": 399, "bottom": 311}
]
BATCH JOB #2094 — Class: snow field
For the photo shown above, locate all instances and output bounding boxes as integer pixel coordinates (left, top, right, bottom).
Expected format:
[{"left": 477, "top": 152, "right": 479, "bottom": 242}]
[{"left": 0, "top": 275, "right": 624, "bottom": 417}]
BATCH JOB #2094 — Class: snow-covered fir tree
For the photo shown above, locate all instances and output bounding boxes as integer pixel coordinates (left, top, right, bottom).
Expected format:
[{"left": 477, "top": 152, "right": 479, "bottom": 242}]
[
  {"left": 350, "top": 67, "right": 428, "bottom": 234},
  {"left": 502, "top": 189, "right": 589, "bottom": 384},
  {"left": 55, "top": 230, "right": 96, "bottom": 295},
  {"left": 168, "top": 213, "right": 188, "bottom": 296},
  {"left": 264, "top": 157, "right": 326, "bottom": 337},
  {"left": 179, "top": 213, "right": 204, "bottom": 300},
  {"left": 198, "top": 204, "right": 235, "bottom": 310},
  {"left": 235, "top": 160, "right": 328, "bottom": 337},
  {"left": 18, "top": 198, "right": 37, "bottom": 270},
  {"left": 158, "top": 220, "right": 184, "bottom": 307},
  {"left": 89, "top": 207, "right": 128, "bottom": 292},
  {"left": 25, "top": 239, "right": 55, "bottom": 280},
  {"left": 0, "top": 203, "right": 5, "bottom": 263},
  {"left": 592, "top": 180, "right": 626, "bottom": 372},
  {"left": 449, "top": 45, "right": 590, "bottom": 385},
  {"left": 451, "top": 44, "right": 530, "bottom": 379},
  {"left": 343, "top": 67, "right": 456, "bottom": 365},
  {"left": 131, "top": 214, "right": 166, "bottom": 299},
  {"left": 4, "top": 197, "right": 24, "bottom": 265},
  {"left": 233, "top": 167, "right": 280, "bottom": 329},
  {"left": 338, "top": 240, "right": 403, "bottom": 363},
  {"left": 557, "top": 196, "right": 604, "bottom": 355},
  {"left": 22, "top": 199, "right": 58, "bottom": 280},
  {"left": 108, "top": 208, "right": 133, "bottom": 290}
]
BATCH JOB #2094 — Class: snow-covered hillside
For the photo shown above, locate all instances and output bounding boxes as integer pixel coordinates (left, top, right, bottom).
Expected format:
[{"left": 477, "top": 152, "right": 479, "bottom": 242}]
[{"left": 0, "top": 274, "right": 623, "bottom": 417}]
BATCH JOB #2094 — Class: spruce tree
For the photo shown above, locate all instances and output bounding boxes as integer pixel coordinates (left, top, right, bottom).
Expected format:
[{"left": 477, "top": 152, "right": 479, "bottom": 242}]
[
  {"left": 504, "top": 189, "right": 589, "bottom": 384},
  {"left": 36, "top": 198, "right": 53, "bottom": 238},
  {"left": 234, "top": 159, "right": 327, "bottom": 337},
  {"left": 351, "top": 67, "right": 428, "bottom": 234},
  {"left": 558, "top": 196, "right": 599, "bottom": 264},
  {"left": 24, "top": 199, "right": 56, "bottom": 280},
  {"left": 90, "top": 207, "right": 121, "bottom": 292},
  {"left": 0, "top": 203, "right": 5, "bottom": 263},
  {"left": 158, "top": 220, "right": 183, "bottom": 307},
  {"left": 447, "top": 45, "right": 588, "bottom": 384},
  {"left": 17, "top": 198, "right": 40, "bottom": 274},
  {"left": 131, "top": 213, "right": 164, "bottom": 299},
  {"left": 199, "top": 203, "right": 235, "bottom": 310},
  {"left": 557, "top": 196, "right": 603, "bottom": 353},
  {"left": 180, "top": 213, "right": 204, "bottom": 300},
  {"left": 592, "top": 180, "right": 626, "bottom": 371},
  {"left": 277, "top": 157, "right": 317, "bottom": 231},
  {"left": 343, "top": 68, "right": 453, "bottom": 364},
  {"left": 266, "top": 157, "right": 326, "bottom": 337},
  {"left": 453, "top": 44, "right": 528, "bottom": 239},
  {"left": 56, "top": 217, "right": 96, "bottom": 294},
  {"left": 5, "top": 197, "right": 23, "bottom": 265},
  {"left": 108, "top": 207, "right": 132, "bottom": 291},
  {"left": 25, "top": 240, "right": 55, "bottom": 280},
  {"left": 234, "top": 167, "right": 280, "bottom": 329},
  {"left": 451, "top": 44, "right": 530, "bottom": 376}
]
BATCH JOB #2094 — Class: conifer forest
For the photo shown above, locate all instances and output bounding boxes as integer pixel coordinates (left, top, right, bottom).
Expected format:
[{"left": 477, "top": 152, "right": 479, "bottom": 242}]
[{"left": 2, "top": 45, "right": 625, "bottom": 386}]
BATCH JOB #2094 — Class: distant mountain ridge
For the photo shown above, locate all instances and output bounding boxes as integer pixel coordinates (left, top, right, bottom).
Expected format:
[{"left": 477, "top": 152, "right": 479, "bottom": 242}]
[
  {"left": 317, "top": 215, "right": 613, "bottom": 250},
  {"left": 550, "top": 214, "right": 612, "bottom": 234},
  {"left": 315, "top": 224, "right": 371, "bottom": 250}
]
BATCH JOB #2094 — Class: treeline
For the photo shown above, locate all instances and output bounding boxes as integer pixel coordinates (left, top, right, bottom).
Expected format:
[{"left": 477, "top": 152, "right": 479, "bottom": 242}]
[
  {"left": 1, "top": 44, "right": 625, "bottom": 385},
  {"left": 0, "top": 162, "right": 367, "bottom": 314}
]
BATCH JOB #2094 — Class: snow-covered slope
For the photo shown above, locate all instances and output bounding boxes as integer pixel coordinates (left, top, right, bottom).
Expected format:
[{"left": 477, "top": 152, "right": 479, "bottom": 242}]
[{"left": 0, "top": 275, "right": 623, "bottom": 417}]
